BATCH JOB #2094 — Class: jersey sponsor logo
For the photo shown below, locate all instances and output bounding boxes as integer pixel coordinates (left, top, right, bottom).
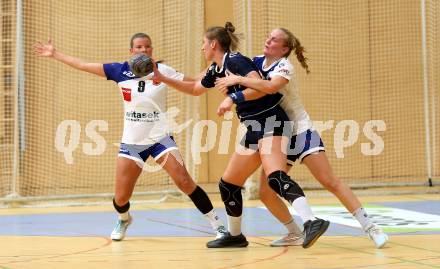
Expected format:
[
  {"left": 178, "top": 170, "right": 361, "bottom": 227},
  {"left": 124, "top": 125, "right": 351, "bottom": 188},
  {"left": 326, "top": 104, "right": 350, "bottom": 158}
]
[
  {"left": 125, "top": 110, "right": 160, "bottom": 122},
  {"left": 123, "top": 70, "right": 136, "bottom": 78},
  {"left": 121, "top": 87, "right": 131, "bottom": 101},
  {"left": 278, "top": 68, "right": 290, "bottom": 75}
]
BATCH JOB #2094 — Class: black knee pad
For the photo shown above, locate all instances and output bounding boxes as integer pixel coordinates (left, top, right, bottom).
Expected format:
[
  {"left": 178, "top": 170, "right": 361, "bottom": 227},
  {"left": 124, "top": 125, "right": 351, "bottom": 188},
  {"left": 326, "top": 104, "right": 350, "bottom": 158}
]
[
  {"left": 267, "top": 170, "right": 305, "bottom": 204},
  {"left": 113, "top": 197, "right": 130, "bottom": 213},
  {"left": 219, "top": 179, "right": 243, "bottom": 217}
]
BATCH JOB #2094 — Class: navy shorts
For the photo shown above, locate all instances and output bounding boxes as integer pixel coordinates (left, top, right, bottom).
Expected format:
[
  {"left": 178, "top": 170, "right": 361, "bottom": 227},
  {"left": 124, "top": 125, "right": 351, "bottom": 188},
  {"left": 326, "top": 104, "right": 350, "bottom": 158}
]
[
  {"left": 240, "top": 105, "right": 293, "bottom": 150},
  {"left": 118, "top": 136, "right": 178, "bottom": 166},
  {"left": 286, "top": 129, "right": 325, "bottom": 164}
]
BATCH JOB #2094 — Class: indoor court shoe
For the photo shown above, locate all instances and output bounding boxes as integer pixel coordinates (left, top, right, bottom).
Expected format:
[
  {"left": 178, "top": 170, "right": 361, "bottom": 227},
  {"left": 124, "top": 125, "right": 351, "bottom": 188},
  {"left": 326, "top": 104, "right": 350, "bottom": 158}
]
[
  {"left": 302, "top": 218, "right": 330, "bottom": 248},
  {"left": 270, "top": 232, "right": 304, "bottom": 247},
  {"left": 111, "top": 214, "right": 132, "bottom": 241},
  {"left": 365, "top": 224, "right": 389, "bottom": 248},
  {"left": 206, "top": 232, "right": 249, "bottom": 248},
  {"left": 215, "top": 225, "right": 228, "bottom": 239}
]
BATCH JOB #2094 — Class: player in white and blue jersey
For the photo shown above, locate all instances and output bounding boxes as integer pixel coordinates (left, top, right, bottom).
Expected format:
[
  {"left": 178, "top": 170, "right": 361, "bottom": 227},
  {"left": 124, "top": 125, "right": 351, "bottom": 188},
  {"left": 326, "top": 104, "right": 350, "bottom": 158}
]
[
  {"left": 215, "top": 28, "right": 389, "bottom": 248},
  {"left": 152, "top": 22, "right": 329, "bottom": 249},
  {"left": 34, "top": 33, "right": 227, "bottom": 242}
]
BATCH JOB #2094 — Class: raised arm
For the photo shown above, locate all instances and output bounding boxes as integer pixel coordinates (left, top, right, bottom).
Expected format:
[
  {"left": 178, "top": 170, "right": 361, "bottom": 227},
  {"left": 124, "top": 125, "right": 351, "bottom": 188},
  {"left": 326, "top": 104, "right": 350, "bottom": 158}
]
[{"left": 33, "top": 39, "right": 105, "bottom": 77}]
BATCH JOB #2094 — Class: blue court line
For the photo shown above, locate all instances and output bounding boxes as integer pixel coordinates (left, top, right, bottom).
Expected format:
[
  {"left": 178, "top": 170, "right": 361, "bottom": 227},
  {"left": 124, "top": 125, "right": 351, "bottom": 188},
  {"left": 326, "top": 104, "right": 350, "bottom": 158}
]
[{"left": 0, "top": 201, "right": 438, "bottom": 237}]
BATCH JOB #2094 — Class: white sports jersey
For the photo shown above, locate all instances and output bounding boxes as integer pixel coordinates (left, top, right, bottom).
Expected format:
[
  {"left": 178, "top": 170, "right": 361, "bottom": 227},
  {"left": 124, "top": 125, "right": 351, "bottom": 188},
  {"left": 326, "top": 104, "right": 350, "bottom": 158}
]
[
  {"left": 253, "top": 55, "right": 313, "bottom": 134},
  {"left": 104, "top": 62, "right": 184, "bottom": 145}
]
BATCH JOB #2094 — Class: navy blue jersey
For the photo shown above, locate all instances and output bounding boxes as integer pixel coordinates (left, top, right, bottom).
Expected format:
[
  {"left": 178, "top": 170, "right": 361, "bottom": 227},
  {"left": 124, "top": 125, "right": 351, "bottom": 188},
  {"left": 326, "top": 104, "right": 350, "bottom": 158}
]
[
  {"left": 201, "top": 52, "right": 282, "bottom": 119},
  {"left": 103, "top": 61, "right": 138, "bottom": 82},
  {"left": 253, "top": 55, "right": 277, "bottom": 80}
]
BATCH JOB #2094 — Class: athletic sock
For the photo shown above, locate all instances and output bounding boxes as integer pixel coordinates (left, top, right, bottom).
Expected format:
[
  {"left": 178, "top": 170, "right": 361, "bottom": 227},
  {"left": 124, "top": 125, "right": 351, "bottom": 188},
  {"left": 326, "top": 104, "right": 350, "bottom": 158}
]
[
  {"left": 118, "top": 211, "right": 130, "bottom": 221},
  {"left": 353, "top": 207, "right": 373, "bottom": 230},
  {"left": 291, "top": 196, "right": 316, "bottom": 223},
  {"left": 205, "top": 209, "right": 223, "bottom": 230},
  {"left": 227, "top": 215, "right": 242, "bottom": 236},
  {"left": 284, "top": 218, "right": 303, "bottom": 234}
]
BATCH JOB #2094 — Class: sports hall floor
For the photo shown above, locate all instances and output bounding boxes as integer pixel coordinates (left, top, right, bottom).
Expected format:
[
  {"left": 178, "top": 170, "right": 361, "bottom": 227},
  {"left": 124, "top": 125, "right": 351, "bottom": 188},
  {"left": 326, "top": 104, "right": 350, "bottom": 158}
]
[{"left": 0, "top": 187, "right": 439, "bottom": 269}]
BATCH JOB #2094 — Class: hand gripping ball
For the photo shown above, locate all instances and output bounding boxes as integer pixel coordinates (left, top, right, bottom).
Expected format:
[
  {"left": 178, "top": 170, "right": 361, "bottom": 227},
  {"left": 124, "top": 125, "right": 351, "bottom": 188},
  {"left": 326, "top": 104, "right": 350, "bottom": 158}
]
[{"left": 128, "top": 53, "right": 154, "bottom": 77}]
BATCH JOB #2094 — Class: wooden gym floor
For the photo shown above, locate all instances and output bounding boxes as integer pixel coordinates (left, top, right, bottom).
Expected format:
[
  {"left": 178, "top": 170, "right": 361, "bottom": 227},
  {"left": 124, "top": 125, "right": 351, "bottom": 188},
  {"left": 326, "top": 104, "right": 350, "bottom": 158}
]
[{"left": 0, "top": 190, "right": 439, "bottom": 269}]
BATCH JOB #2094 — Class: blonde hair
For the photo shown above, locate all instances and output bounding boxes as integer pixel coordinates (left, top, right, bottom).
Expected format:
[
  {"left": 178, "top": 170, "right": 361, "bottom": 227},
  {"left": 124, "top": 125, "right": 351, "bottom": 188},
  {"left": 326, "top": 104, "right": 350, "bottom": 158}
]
[{"left": 279, "top": 28, "right": 310, "bottom": 73}]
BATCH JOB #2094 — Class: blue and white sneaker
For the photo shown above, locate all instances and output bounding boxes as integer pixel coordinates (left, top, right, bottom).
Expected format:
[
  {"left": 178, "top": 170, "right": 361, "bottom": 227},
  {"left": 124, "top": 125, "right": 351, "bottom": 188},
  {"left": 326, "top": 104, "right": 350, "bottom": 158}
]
[
  {"left": 215, "top": 225, "right": 228, "bottom": 239},
  {"left": 111, "top": 214, "right": 132, "bottom": 241},
  {"left": 270, "top": 232, "right": 304, "bottom": 247},
  {"left": 365, "top": 224, "right": 388, "bottom": 248}
]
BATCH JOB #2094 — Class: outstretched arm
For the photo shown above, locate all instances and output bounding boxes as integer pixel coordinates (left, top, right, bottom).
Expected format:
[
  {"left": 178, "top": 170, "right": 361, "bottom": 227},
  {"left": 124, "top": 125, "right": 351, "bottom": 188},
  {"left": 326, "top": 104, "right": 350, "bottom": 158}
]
[
  {"left": 33, "top": 39, "right": 105, "bottom": 77},
  {"left": 152, "top": 61, "right": 208, "bottom": 96}
]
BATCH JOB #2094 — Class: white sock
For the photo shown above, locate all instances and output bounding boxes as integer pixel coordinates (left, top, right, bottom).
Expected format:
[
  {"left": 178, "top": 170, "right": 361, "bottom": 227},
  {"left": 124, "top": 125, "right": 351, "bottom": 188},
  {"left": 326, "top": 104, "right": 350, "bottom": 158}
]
[
  {"left": 353, "top": 207, "right": 373, "bottom": 230},
  {"left": 118, "top": 211, "right": 129, "bottom": 221},
  {"left": 205, "top": 209, "right": 223, "bottom": 230},
  {"left": 291, "top": 196, "right": 316, "bottom": 223},
  {"left": 284, "top": 218, "right": 303, "bottom": 235},
  {"left": 227, "top": 215, "right": 242, "bottom": 236}
]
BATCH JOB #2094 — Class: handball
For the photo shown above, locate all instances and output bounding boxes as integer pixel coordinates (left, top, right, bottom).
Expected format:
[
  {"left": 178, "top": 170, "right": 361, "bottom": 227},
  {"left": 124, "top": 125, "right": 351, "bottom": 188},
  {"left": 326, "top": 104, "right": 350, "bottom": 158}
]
[{"left": 129, "top": 53, "right": 154, "bottom": 77}]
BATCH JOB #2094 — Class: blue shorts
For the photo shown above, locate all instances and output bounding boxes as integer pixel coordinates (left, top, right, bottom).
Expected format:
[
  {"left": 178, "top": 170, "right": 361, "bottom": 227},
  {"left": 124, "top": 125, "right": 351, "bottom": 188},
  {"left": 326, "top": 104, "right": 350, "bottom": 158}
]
[
  {"left": 286, "top": 129, "right": 325, "bottom": 165},
  {"left": 118, "top": 136, "right": 178, "bottom": 166}
]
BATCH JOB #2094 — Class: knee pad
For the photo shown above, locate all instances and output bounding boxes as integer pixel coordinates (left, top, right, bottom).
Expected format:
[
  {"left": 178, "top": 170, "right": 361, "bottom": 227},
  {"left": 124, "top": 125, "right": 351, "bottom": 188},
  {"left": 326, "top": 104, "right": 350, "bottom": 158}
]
[
  {"left": 267, "top": 170, "right": 305, "bottom": 204},
  {"left": 219, "top": 179, "right": 243, "bottom": 217},
  {"left": 113, "top": 197, "right": 130, "bottom": 213}
]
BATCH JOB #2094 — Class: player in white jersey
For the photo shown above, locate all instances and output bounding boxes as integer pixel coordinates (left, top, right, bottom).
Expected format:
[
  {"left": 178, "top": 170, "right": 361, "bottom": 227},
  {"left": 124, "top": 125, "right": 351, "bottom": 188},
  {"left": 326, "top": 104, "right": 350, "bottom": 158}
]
[
  {"left": 33, "top": 33, "right": 226, "bottom": 242},
  {"left": 215, "top": 28, "right": 389, "bottom": 248}
]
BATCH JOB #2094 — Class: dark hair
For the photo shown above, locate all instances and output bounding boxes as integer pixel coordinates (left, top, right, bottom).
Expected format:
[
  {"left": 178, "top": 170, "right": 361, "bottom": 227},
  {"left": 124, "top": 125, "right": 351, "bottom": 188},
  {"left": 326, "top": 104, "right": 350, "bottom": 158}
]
[
  {"left": 130, "top": 33, "right": 151, "bottom": 48},
  {"left": 279, "top": 28, "right": 310, "bottom": 73},
  {"left": 205, "top": 22, "right": 239, "bottom": 52}
]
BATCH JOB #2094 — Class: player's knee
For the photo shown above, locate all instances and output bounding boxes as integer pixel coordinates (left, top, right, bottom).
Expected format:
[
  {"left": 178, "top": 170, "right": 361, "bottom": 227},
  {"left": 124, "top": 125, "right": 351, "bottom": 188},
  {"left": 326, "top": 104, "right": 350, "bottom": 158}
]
[
  {"left": 317, "top": 173, "right": 341, "bottom": 193},
  {"left": 259, "top": 183, "right": 275, "bottom": 204},
  {"left": 219, "top": 179, "right": 243, "bottom": 217},
  {"left": 267, "top": 170, "right": 305, "bottom": 204},
  {"left": 175, "top": 175, "right": 196, "bottom": 194}
]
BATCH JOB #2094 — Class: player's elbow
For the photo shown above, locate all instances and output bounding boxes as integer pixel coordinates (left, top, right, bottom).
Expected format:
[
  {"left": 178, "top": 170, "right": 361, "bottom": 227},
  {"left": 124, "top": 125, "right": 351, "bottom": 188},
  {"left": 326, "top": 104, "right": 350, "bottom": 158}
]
[
  {"left": 192, "top": 90, "right": 204, "bottom": 96},
  {"left": 192, "top": 88, "right": 206, "bottom": 96}
]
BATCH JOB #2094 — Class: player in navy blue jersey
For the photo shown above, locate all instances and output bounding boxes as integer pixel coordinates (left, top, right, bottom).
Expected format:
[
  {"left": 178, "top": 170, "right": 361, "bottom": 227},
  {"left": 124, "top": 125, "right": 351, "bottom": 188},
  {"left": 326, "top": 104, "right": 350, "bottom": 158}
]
[
  {"left": 33, "top": 33, "right": 227, "bottom": 242},
  {"left": 152, "top": 22, "right": 329, "bottom": 248},
  {"left": 215, "top": 27, "right": 389, "bottom": 248}
]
